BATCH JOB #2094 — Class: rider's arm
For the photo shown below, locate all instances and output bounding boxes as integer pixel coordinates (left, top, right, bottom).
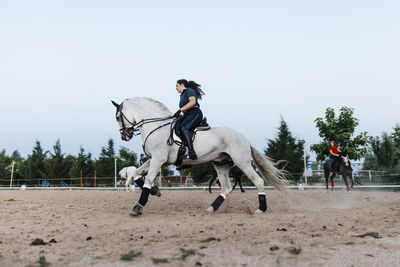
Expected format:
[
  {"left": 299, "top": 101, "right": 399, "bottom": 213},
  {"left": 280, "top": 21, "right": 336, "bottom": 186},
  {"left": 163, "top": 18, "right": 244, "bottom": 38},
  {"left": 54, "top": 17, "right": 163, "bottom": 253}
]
[
  {"left": 180, "top": 96, "right": 196, "bottom": 112},
  {"left": 329, "top": 149, "right": 338, "bottom": 157}
]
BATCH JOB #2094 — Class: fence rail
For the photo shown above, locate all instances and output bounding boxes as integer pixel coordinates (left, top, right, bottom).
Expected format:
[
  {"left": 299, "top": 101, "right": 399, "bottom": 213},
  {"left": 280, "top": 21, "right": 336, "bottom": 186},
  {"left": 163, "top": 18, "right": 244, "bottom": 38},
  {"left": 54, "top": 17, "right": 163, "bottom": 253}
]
[
  {"left": 1, "top": 172, "right": 399, "bottom": 189},
  {"left": 1, "top": 185, "right": 399, "bottom": 191}
]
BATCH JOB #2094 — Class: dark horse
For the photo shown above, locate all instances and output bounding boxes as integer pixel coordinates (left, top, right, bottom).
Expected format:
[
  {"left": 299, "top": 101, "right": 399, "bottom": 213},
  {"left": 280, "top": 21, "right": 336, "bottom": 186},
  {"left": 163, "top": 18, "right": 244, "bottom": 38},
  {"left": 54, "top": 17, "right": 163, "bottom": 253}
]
[{"left": 323, "top": 152, "right": 354, "bottom": 191}]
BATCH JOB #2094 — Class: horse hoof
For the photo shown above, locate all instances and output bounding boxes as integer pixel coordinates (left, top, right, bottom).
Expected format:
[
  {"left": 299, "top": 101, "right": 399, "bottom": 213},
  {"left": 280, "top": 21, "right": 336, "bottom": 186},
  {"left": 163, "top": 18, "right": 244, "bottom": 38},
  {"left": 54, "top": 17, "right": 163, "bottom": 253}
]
[
  {"left": 206, "top": 206, "right": 214, "bottom": 213},
  {"left": 150, "top": 186, "right": 161, "bottom": 197},
  {"left": 129, "top": 204, "right": 143, "bottom": 216},
  {"left": 254, "top": 209, "right": 264, "bottom": 214}
]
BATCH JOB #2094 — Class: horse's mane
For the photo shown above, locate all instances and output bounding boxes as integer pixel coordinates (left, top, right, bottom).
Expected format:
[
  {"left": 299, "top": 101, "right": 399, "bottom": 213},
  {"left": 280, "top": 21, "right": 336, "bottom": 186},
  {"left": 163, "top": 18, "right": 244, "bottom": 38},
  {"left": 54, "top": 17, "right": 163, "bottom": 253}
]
[{"left": 129, "top": 97, "right": 172, "bottom": 116}]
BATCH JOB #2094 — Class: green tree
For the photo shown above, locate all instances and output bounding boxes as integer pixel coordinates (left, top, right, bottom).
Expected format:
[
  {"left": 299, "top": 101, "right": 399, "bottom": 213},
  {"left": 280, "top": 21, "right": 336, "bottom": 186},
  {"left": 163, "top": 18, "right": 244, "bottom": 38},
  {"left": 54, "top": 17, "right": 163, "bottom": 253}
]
[
  {"left": 69, "top": 146, "right": 94, "bottom": 178},
  {"left": 392, "top": 124, "right": 400, "bottom": 167},
  {"left": 45, "top": 140, "right": 73, "bottom": 180},
  {"left": 310, "top": 107, "right": 369, "bottom": 161},
  {"left": 0, "top": 150, "right": 12, "bottom": 183},
  {"left": 117, "top": 146, "right": 138, "bottom": 169},
  {"left": 364, "top": 125, "right": 400, "bottom": 172},
  {"left": 371, "top": 133, "right": 397, "bottom": 171},
  {"left": 264, "top": 118, "right": 306, "bottom": 181},
  {"left": 19, "top": 141, "right": 47, "bottom": 185},
  {"left": 95, "top": 138, "right": 116, "bottom": 177},
  {"left": 189, "top": 162, "right": 216, "bottom": 184}
]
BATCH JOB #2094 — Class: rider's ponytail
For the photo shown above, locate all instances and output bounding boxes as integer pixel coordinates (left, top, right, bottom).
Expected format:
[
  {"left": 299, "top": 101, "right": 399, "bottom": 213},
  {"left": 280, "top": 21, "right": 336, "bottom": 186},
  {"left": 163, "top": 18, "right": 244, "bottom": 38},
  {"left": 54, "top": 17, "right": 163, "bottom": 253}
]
[{"left": 177, "top": 79, "right": 205, "bottom": 100}]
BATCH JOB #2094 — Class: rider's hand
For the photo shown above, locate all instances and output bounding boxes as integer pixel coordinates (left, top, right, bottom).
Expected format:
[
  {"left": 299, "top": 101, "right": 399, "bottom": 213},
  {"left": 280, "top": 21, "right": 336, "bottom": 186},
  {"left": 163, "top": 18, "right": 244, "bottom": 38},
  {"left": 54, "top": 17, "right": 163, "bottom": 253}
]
[{"left": 173, "top": 110, "right": 182, "bottom": 118}]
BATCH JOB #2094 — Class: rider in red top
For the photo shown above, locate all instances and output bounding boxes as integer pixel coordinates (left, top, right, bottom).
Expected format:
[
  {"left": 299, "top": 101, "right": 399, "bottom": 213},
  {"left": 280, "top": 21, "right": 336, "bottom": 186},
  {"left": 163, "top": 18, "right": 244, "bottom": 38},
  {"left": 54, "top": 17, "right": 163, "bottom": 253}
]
[{"left": 329, "top": 141, "right": 341, "bottom": 172}]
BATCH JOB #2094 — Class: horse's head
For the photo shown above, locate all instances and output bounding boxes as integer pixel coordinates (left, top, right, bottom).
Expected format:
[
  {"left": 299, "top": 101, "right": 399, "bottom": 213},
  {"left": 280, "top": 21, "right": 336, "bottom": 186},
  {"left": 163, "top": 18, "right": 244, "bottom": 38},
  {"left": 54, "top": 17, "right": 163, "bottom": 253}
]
[
  {"left": 340, "top": 152, "right": 350, "bottom": 167},
  {"left": 112, "top": 100, "right": 135, "bottom": 141}
]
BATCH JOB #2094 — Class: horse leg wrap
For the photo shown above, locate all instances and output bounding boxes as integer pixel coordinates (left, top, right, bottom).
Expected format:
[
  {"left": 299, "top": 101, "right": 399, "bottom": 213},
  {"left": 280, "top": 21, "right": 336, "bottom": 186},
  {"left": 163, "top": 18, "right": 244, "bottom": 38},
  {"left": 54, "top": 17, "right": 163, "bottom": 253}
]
[
  {"left": 258, "top": 193, "right": 267, "bottom": 212},
  {"left": 134, "top": 178, "right": 144, "bottom": 189},
  {"left": 325, "top": 183, "right": 329, "bottom": 190},
  {"left": 138, "top": 186, "right": 150, "bottom": 206},
  {"left": 210, "top": 194, "right": 226, "bottom": 211},
  {"left": 346, "top": 185, "right": 350, "bottom": 192},
  {"left": 331, "top": 181, "right": 335, "bottom": 188}
]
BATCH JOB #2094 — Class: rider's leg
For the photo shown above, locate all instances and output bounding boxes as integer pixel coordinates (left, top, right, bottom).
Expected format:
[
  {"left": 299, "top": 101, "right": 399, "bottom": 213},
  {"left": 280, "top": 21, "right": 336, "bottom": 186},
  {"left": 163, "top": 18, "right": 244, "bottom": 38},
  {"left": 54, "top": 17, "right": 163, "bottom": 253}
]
[
  {"left": 207, "top": 163, "right": 233, "bottom": 212},
  {"left": 179, "top": 109, "right": 202, "bottom": 160},
  {"left": 180, "top": 126, "right": 197, "bottom": 160}
]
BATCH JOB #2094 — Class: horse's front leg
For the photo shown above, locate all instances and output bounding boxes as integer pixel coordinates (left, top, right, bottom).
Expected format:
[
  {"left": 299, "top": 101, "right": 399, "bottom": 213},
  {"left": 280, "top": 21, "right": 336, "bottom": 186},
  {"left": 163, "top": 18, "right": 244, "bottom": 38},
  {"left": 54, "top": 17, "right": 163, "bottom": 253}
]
[
  {"left": 130, "top": 158, "right": 164, "bottom": 216},
  {"left": 207, "top": 164, "right": 232, "bottom": 212},
  {"left": 130, "top": 161, "right": 150, "bottom": 189},
  {"left": 343, "top": 174, "right": 350, "bottom": 192}
]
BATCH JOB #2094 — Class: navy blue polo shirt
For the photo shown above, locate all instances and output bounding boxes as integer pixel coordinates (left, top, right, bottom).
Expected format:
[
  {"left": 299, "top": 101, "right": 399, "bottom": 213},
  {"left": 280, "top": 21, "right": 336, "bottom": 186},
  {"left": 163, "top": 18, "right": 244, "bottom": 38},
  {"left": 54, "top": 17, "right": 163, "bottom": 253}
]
[{"left": 179, "top": 88, "right": 200, "bottom": 108}]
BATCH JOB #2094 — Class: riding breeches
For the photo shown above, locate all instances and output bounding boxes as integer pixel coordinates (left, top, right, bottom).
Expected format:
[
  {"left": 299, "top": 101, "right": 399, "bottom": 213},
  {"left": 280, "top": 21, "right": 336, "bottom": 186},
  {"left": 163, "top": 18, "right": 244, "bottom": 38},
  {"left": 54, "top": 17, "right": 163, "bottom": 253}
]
[{"left": 177, "top": 108, "right": 203, "bottom": 139}]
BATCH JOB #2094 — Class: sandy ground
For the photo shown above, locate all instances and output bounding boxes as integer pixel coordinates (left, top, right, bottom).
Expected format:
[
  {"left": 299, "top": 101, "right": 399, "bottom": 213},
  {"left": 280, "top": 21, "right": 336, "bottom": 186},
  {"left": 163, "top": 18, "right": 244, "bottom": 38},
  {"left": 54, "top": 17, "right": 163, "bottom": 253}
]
[{"left": 0, "top": 189, "right": 399, "bottom": 267}]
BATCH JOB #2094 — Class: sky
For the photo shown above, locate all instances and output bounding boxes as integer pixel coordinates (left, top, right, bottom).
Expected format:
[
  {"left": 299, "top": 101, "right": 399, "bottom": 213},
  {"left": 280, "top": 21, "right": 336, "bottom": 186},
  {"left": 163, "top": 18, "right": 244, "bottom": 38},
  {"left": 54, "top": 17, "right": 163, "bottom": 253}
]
[{"left": 0, "top": 0, "right": 399, "bottom": 160}]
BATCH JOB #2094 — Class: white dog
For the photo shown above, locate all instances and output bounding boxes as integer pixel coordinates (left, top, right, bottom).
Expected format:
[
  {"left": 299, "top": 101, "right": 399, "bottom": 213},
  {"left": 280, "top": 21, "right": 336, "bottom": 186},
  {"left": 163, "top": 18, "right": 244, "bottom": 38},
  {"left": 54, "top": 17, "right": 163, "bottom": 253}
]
[{"left": 119, "top": 166, "right": 138, "bottom": 191}]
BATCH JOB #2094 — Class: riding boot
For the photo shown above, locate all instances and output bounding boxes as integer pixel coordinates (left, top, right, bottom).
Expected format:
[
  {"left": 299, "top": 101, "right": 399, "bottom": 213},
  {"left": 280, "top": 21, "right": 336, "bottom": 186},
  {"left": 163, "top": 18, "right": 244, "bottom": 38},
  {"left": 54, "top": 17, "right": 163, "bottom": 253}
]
[{"left": 180, "top": 127, "right": 198, "bottom": 160}]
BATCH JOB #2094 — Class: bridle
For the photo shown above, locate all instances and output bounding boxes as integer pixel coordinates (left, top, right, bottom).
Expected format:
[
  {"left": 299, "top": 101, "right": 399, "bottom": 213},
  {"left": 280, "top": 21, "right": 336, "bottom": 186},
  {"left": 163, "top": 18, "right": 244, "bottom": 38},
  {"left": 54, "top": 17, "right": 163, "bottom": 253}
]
[{"left": 116, "top": 103, "right": 178, "bottom": 156}]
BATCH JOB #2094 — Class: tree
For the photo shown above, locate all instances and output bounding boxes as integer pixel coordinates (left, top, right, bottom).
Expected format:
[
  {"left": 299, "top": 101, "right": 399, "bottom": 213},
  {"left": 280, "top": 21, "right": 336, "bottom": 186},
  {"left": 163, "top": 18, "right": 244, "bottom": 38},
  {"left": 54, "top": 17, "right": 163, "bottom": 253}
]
[
  {"left": 95, "top": 139, "right": 116, "bottom": 177},
  {"left": 371, "top": 133, "right": 397, "bottom": 171},
  {"left": 117, "top": 147, "right": 138, "bottom": 169},
  {"left": 19, "top": 141, "right": 47, "bottom": 185},
  {"left": 310, "top": 107, "right": 369, "bottom": 161},
  {"left": 69, "top": 146, "right": 94, "bottom": 178},
  {"left": 363, "top": 124, "right": 400, "bottom": 172},
  {"left": 45, "top": 140, "right": 72, "bottom": 180},
  {"left": 264, "top": 117, "right": 306, "bottom": 181},
  {"left": 189, "top": 162, "right": 216, "bottom": 184},
  {"left": 392, "top": 124, "right": 400, "bottom": 167},
  {"left": 0, "top": 150, "right": 12, "bottom": 184}
]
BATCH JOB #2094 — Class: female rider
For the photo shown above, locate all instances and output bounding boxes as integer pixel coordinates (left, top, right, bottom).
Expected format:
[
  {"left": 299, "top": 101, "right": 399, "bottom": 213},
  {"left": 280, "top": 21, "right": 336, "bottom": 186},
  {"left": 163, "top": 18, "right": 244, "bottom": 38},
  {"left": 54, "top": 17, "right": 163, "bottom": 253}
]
[
  {"left": 329, "top": 141, "right": 341, "bottom": 172},
  {"left": 173, "top": 79, "right": 205, "bottom": 160}
]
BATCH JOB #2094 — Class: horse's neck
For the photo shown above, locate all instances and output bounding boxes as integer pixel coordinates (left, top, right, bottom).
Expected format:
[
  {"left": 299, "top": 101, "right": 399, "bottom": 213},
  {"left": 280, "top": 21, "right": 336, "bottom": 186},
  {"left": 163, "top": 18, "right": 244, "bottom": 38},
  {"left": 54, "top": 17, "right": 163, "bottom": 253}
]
[{"left": 131, "top": 106, "right": 171, "bottom": 141}]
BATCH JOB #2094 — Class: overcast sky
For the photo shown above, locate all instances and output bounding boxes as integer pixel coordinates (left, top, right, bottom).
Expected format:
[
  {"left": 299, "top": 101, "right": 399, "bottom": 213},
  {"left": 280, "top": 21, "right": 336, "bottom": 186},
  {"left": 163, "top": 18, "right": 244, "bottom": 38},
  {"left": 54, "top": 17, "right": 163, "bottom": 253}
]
[{"left": 0, "top": 0, "right": 399, "bottom": 160}]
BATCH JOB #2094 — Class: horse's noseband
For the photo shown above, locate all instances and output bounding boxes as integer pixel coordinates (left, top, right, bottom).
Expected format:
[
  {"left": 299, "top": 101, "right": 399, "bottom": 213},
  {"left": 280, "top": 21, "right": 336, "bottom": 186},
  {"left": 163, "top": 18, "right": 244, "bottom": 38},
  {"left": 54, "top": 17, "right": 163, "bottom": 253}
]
[
  {"left": 120, "top": 127, "right": 134, "bottom": 141},
  {"left": 116, "top": 104, "right": 137, "bottom": 141}
]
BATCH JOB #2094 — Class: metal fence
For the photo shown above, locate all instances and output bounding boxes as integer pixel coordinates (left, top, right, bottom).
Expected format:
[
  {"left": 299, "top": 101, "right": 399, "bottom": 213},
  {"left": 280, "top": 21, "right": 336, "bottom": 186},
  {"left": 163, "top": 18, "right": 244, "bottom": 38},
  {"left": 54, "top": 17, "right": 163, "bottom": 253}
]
[{"left": 1, "top": 171, "right": 399, "bottom": 190}]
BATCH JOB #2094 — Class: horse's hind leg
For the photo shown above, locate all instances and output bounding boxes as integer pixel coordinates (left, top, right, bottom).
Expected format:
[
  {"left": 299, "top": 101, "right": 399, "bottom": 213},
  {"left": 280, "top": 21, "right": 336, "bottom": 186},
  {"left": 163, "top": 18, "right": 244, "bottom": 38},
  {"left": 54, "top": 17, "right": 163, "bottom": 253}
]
[
  {"left": 207, "top": 164, "right": 233, "bottom": 212},
  {"left": 231, "top": 160, "right": 267, "bottom": 214}
]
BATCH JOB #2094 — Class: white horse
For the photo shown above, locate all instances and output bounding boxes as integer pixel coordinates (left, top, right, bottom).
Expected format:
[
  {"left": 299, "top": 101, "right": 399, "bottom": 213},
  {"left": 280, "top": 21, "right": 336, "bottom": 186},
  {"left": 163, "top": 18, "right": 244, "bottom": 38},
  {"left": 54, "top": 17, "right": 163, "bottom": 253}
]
[
  {"left": 118, "top": 166, "right": 138, "bottom": 191},
  {"left": 112, "top": 97, "right": 287, "bottom": 216}
]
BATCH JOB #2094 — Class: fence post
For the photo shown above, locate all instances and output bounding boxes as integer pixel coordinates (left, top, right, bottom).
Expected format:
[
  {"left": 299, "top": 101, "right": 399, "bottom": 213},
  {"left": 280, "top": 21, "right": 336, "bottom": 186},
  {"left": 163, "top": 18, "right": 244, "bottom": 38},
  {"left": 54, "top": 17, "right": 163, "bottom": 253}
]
[
  {"left": 9, "top": 161, "right": 15, "bottom": 188},
  {"left": 369, "top": 171, "right": 372, "bottom": 180},
  {"left": 303, "top": 143, "right": 307, "bottom": 185},
  {"left": 94, "top": 170, "right": 96, "bottom": 187},
  {"left": 80, "top": 170, "right": 83, "bottom": 187},
  {"left": 114, "top": 158, "right": 117, "bottom": 188}
]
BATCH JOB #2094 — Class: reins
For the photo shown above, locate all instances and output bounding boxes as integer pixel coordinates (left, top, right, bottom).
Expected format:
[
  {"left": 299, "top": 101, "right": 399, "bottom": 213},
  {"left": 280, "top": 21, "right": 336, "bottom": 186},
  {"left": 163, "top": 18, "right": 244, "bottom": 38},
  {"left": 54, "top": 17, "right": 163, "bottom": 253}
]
[{"left": 118, "top": 108, "right": 184, "bottom": 158}]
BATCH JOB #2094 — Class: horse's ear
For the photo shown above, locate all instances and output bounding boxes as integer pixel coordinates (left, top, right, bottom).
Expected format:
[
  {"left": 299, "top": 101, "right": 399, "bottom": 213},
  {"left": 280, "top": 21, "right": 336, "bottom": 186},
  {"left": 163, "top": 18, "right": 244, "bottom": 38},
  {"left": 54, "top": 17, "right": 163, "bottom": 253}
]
[{"left": 111, "top": 100, "right": 120, "bottom": 108}]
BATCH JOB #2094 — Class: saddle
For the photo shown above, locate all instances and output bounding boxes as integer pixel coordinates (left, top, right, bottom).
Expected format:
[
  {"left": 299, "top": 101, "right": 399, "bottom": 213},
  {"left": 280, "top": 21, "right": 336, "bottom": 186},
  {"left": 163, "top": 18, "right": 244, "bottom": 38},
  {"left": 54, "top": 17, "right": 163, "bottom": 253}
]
[
  {"left": 173, "top": 117, "right": 211, "bottom": 166},
  {"left": 330, "top": 157, "right": 341, "bottom": 173}
]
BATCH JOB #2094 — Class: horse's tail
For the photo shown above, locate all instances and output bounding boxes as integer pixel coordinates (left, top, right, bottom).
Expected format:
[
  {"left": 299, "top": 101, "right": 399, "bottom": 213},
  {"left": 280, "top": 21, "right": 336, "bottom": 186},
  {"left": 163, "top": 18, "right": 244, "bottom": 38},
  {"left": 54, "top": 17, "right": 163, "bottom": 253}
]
[{"left": 250, "top": 146, "right": 288, "bottom": 192}]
